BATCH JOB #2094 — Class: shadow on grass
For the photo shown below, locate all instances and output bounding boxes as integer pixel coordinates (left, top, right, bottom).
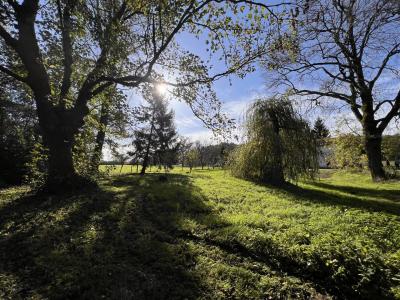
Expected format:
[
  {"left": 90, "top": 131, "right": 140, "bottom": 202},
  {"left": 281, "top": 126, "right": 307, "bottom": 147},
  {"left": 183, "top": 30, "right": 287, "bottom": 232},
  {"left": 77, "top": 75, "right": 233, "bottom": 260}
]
[
  {"left": 0, "top": 174, "right": 216, "bottom": 299},
  {"left": 311, "top": 181, "right": 400, "bottom": 202},
  {"left": 276, "top": 181, "right": 400, "bottom": 216}
]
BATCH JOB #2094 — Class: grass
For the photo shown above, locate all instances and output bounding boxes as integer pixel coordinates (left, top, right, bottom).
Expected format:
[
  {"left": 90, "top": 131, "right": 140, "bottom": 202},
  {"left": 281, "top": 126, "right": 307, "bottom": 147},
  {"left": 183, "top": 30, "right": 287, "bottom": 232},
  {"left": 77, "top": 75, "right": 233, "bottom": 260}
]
[{"left": 0, "top": 168, "right": 399, "bottom": 299}]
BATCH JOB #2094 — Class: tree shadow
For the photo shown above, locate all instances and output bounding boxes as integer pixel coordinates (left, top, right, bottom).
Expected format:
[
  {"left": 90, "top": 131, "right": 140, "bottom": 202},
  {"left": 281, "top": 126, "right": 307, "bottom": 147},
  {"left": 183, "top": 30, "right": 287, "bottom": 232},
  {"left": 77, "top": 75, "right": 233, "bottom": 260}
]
[
  {"left": 277, "top": 181, "right": 400, "bottom": 216},
  {"left": 0, "top": 173, "right": 227, "bottom": 299},
  {"left": 311, "top": 181, "right": 400, "bottom": 202}
]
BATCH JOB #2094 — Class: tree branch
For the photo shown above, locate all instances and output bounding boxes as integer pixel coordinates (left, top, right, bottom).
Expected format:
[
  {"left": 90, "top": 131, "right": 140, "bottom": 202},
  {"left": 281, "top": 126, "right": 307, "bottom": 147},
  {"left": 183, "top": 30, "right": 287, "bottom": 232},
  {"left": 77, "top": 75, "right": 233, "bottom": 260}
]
[
  {"left": 374, "top": 100, "right": 394, "bottom": 113},
  {"left": 377, "top": 90, "right": 400, "bottom": 132},
  {"left": 369, "top": 43, "right": 400, "bottom": 90},
  {"left": 57, "top": 0, "right": 78, "bottom": 106},
  {"left": 0, "top": 64, "right": 28, "bottom": 83},
  {"left": 0, "top": 24, "right": 18, "bottom": 49}
]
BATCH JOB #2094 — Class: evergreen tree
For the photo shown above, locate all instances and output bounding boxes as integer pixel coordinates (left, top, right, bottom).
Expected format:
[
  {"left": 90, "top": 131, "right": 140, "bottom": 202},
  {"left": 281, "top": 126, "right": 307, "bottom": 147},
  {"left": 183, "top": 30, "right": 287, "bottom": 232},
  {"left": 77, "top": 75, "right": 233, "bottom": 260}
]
[
  {"left": 132, "top": 88, "right": 179, "bottom": 175},
  {"left": 153, "top": 97, "right": 180, "bottom": 170},
  {"left": 313, "top": 118, "right": 330, "bottom": 141}
]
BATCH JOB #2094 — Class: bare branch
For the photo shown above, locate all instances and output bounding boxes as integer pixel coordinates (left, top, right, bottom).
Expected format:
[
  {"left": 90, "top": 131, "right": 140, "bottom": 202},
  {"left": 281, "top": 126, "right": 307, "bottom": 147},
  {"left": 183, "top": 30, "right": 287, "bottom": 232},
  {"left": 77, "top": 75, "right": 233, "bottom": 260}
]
[
  {"left": 378, "top": 90, "right": 400, "bottom": 131},
  {"left": 369, "top": 43, "right": 400, "bottom": 90},
  {"left": 374, "top": 100, "right": 394, "bottom": 113}
]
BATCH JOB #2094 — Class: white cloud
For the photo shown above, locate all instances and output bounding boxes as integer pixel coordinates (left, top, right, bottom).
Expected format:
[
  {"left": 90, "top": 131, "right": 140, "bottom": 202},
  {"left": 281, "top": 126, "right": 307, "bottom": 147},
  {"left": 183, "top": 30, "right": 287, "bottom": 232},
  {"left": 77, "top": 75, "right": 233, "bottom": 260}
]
[{"left": 184, "top": 130, "right": 215, "bottom": 143}]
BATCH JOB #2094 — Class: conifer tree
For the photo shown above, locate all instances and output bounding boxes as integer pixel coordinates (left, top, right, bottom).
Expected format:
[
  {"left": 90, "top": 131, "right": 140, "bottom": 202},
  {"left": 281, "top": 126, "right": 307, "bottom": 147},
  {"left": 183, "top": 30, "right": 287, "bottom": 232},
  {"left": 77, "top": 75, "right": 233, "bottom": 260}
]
[
  {"left": 132, "top": 88, "right": 179, "bottom": 175},
  {"left": 313, "top": 118, "right": 330, "bottom": 140}
]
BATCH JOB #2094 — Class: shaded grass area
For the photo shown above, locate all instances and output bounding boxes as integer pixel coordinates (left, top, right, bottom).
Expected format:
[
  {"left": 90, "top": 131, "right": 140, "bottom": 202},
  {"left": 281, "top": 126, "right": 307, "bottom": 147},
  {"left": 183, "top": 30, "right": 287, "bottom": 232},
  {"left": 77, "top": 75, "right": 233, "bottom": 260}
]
[{"left": 0, "top": 169, "right": 399, "bottom": 299}]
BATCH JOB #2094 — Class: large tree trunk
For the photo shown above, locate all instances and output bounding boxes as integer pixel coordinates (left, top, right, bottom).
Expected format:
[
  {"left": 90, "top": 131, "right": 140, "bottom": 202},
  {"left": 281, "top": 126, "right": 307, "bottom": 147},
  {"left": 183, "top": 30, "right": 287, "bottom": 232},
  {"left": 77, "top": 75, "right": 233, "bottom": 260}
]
[
  {"left": 43, "top": 129, "right": 92, "bottom": 193},
  {"left": 3, "top": 2, "right": 109, "bottom": 193},
  {"left": 364, "top": 129, "right": 386, "bottom": 181},
  {"left": 37, "top": 95, "right": 93, "bottom": 193},
  {"left": 46, "top": 133, "right": 75, "bottom": 183}
]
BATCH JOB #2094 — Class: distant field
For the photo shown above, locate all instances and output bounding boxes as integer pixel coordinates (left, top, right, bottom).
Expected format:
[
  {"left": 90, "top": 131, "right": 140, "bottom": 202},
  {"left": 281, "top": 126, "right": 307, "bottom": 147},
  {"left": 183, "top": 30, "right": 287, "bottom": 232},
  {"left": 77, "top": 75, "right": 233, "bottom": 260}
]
[
  {"left": 99, "top": 164, "right": 218, "bottom": 175},
  {"left": 0, "top": 169, "right": 399, "bottom": 299}
]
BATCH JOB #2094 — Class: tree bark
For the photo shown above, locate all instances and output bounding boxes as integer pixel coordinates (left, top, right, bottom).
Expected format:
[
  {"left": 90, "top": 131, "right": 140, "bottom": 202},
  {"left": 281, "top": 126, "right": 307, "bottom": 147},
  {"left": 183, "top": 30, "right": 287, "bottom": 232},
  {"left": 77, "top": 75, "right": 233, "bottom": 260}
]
[
  {"left": 43, "top": 129, "right": 93, "bottom": 193},
  {"left": 364, "top": 129, "right": 386, "bottom": 181}
]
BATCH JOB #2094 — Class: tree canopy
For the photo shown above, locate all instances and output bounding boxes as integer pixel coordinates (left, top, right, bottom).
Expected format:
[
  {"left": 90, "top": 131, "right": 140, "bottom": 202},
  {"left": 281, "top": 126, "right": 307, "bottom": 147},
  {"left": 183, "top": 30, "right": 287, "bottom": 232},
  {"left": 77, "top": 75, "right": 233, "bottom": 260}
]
[{"left": 229, "top": 97, "right": 318, "bottom": 185}]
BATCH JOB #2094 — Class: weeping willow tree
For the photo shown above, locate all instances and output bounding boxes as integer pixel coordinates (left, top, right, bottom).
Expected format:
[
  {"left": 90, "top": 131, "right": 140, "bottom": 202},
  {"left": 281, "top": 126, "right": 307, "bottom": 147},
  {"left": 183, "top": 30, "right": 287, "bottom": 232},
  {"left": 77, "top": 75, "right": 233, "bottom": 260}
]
[{"left": 229, "top": 98, "right": 318, "bottom": 185}]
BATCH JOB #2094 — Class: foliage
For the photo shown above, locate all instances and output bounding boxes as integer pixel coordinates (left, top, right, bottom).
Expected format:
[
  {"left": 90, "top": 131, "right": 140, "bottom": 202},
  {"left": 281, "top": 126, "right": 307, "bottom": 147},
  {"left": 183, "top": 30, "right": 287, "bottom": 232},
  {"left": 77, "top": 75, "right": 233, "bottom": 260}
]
[
  {"left": 330, "top": 134, "right": 368, "bottom": 169},
  {"left": 1, "top": 169, "right": 399, "bottom": 299},
  {"left": 313, "top": 117, "right": 330, "bottom": 145},
  {"left": 382, "top": 135, "right": 400, "bottom": 162},
  {"left": 177, "top": 137, "right": 193, "bottom": 168},
  {"left": 73, "top": 118, "right": 98, "bottom": 178},
  {"left": 23, "top": 142, "right": 48, "bottom": 189},
  {"left": 186, "top": 149, "right": 199, "bottom": 172},
  {"left": 229, "top": 98, "right": 318, "bottom": 184},
  {"left": 0, "top": 74, "right": 39, "bottom": 186},
  {"left": 74, "top": 86, "right": 130, "bottom": 178},
  {"left": 131, "top": 89, "right": 180, "bottom": 173},
  {"left": 195, "top": 142, "right": 237, "bottom": 169}
]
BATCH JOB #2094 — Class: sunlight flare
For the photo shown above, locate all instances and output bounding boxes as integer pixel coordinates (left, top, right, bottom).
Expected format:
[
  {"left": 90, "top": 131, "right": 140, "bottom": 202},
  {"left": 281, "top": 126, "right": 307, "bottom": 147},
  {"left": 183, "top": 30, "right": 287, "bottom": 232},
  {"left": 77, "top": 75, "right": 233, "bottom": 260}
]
[{"left": 156, "top": 83, "right": 168, "bottom": 96}]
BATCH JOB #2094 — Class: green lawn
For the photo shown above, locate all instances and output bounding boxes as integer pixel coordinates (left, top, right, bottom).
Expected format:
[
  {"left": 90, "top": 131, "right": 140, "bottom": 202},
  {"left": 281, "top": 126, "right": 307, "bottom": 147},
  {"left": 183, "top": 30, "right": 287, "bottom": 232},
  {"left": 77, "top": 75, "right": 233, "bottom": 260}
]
[{"left": 0, "top": 169, "right": 399, "bottom": 299}]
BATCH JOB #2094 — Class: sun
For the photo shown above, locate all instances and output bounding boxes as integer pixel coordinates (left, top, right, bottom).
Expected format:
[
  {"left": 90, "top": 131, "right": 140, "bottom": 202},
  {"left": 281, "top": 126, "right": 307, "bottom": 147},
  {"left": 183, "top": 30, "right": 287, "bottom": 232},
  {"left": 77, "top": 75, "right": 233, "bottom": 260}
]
[{"left": 156, "top": 83, "right": 168, "bottom": 96}]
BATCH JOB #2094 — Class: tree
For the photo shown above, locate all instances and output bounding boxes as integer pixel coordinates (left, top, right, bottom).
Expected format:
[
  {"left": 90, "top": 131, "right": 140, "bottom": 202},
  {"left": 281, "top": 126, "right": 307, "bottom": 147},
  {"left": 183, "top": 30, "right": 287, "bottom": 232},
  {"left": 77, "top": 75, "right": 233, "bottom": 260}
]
[
  {"left": 178, "top": 137, "right": 193, "bottom": 169},
  {"left": 313, "top": 117, "right": 330, "bottom": 140},
  {"left": 194, "top": 142, "right": 237, "bottom": 168},
  {"left": 72, "top": 84, "right": 130, "bottom": 178},
  {"left": 195, "top": 141, "right": 208, "bottom": 170},
  {"left": 267, "top": 0, "right": 400, "bottom": 181},
  {"left": 111, "top": 147, "right": 130, "bottom": 174},
  {"left": 132, "top": 87, "right": 179, "bottom": 175},
  {"left": 132, "top": 99, "right": 157, "bottom": 176},
  {"left": 0, "top": 0, "right": 280, "bottom": 191},
  {"left": 186, "top": 148, "right": 199, "bottom": 173},
  {"left": 153, "top": 96, "right": 180, "bottom": 170},
  {"left": 219, "top": 142, "right": 237, "bottom": 167},
  {"left": 88, "top": 86, "right": 130, "bottom": 176},
  {"left": 229, "top": 98, "right": 318, "bottom": 185},
  {"left": 382, "top": 134, "right": 400, "bottom": 164}
]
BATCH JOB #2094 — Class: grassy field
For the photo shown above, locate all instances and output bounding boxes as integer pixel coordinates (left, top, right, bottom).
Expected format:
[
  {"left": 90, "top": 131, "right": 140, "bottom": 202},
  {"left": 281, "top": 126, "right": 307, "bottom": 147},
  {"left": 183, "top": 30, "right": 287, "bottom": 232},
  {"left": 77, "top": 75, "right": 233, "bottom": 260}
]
[{"left": 0, "top": 168, "right": 399, "bottom": 299}]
